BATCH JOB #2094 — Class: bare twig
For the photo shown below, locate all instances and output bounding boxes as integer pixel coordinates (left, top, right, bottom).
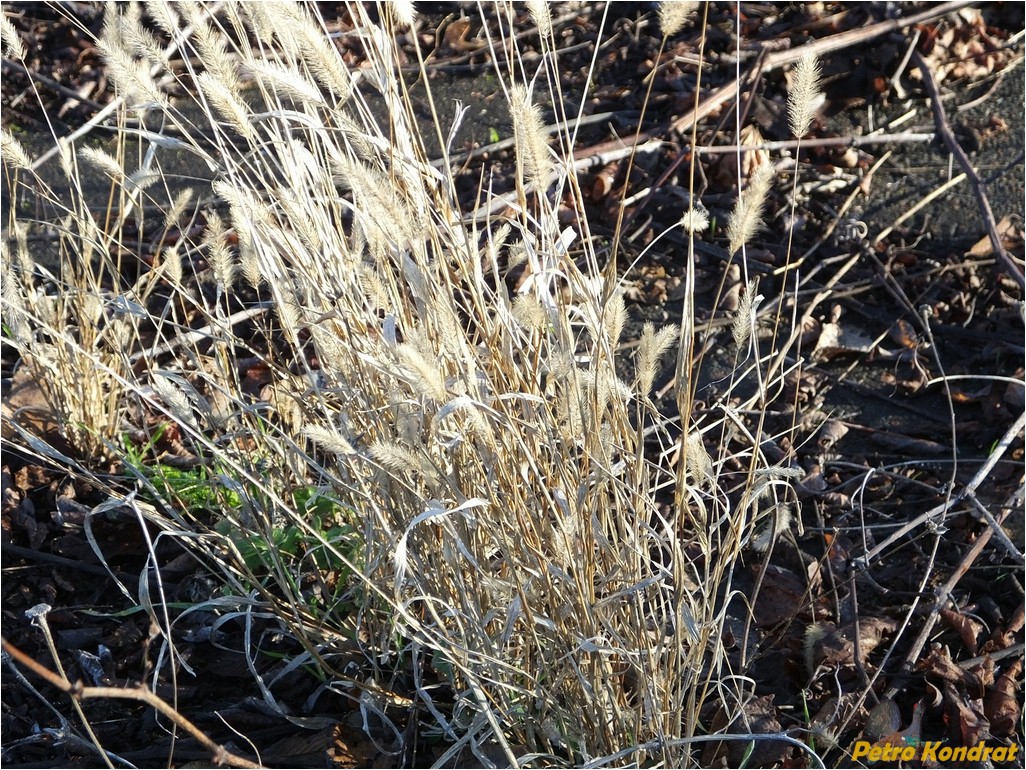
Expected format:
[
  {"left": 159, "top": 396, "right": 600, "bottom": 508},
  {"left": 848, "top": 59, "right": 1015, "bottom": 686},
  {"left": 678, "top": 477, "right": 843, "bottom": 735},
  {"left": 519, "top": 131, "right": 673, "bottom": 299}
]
[
  {"left": 2, "top": 59, "right": 106, "bottom": 113},
  {"left": 667, "top": 0, "right": 975, "bottom": 139},
  {"left": 545, "top": 1, "right": 976, "bottom": 172},
  {"left": 694, "top": 132, "right": 936, "bottom": 155},
  {"left": 855, "top": 409, "right": 1026, "bottom": 568},
  {"left": 0, "top": 542, "right": 135, "bottom": 580},
  {"left": 442, "top": 110, "right": 624, "bottom": 169},
  {"left": 25, "top": 606, "right": 115, "bottom": 768},
  {"left": 2, "top": 637, "right": 263, "bottom": 769},
  {"left": 912, "top": 50, "right": 1025, "bottom": 288},
  {"left": 881, "top": 484, "right": 1020, "bottom": 702},
  {"left": 127, "top": 303, "right": 273, "bottom": 366},
  {"left": 794, "top": 150, "right": 893, "bottom": 272},
  {"left": 616, "top": 1, "right": 971, "bottom": 240},
  {"left": 467, "top": 1, "right": 974, "bottom": 224}
]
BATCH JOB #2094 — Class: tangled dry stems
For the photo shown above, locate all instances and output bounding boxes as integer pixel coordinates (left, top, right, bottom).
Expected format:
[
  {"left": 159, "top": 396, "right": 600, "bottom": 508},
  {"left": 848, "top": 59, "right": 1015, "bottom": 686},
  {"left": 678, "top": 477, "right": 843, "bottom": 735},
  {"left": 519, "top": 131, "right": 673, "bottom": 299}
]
[{"left": 1, "top": 2, "right": 827, "bottom": 765}]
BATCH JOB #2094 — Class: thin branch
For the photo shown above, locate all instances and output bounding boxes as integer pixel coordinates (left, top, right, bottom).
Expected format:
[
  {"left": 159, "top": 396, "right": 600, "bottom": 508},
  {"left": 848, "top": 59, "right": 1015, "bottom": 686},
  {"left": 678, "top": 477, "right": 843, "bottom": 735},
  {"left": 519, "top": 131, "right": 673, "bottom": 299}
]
[
  {"left": 2, "top": 59, "right": 106, "bottom": 112},
  {"left": 668, "top": 0, "right": 975, "bottom": 138},
  {"left": 855, "top": 409, "right": 1026, "bottom": 568},
  {"left": 2, "top": 637, "right": 263, "bottom": 769},
  {"left": 912, "top": 49, "right": 1025, "bottom": 288},
  {"left": 694, "top": 132, "right": 936, "bottom": 155},
  {"left": 882, "top": 486, "right": 1020, "bottom": 702}
]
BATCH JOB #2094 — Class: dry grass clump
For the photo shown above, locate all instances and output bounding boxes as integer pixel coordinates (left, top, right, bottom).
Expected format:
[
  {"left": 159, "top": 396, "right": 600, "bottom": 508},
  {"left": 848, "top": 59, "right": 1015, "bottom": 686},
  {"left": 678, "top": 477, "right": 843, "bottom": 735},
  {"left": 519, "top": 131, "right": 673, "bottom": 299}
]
[{"left": 2, "top": 2, "right": 824, "bottom": 766}]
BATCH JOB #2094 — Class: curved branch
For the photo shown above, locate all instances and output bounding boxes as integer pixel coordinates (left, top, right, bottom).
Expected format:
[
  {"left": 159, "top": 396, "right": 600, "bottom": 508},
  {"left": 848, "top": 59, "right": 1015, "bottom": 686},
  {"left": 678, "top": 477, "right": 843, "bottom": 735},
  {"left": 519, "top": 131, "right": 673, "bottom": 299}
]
[{"left": 1, "top": 637, "right": 262, "bottom": 769}]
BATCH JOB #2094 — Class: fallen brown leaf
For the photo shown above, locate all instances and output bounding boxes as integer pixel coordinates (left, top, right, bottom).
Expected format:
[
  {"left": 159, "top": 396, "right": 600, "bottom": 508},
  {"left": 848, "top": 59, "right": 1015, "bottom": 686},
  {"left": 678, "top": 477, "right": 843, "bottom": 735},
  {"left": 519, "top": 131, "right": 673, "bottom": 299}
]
[
  {"left": 702, "top": 694, "right": 788, "bottom": 768},
  {"left": 917, "top": 645, "right": 985, "bottom": 696},
  {"left": 943, "top": 680, "right": 989, "bottom": 746},
  {"left": 967, "top": 214, "right": 1024, "bottom": 259},
  {"left": 984, "top": 659, "right": 1022, "bottom": 737},
  {"left": 938, "top": 606, "right": 984, "bottom": 656}
]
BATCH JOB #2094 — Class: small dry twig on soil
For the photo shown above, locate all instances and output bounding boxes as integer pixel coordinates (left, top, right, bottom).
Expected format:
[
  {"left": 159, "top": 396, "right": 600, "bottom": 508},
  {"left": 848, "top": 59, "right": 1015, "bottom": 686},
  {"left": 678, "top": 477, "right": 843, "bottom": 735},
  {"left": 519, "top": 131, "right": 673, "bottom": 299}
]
[
  {"left": 695, "top": 132, "right": 936, "bottom": 155},
  {"left": 912, "top": 49, "right": 1025, "bottom": 288},
  {"left": 882, "top": 487, "right": 1021, "bottom": 702},
  {"left": 856, "top": 409, "right": 1025, "bottom": 568},
  {"left": 1, "top": 636, "right": 262, "bottom": 769}
]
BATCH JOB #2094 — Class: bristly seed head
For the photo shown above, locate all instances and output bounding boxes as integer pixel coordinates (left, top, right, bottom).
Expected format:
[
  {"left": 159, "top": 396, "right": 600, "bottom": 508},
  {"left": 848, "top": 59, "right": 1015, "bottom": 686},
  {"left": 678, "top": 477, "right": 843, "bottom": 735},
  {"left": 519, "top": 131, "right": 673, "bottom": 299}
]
[
  {"left": 788, "top": 51, "right": 823, "bottom": 138},
  {"left": 1, "top": 15, "right": 26, "bottom": 59},
  {"left": 390, "top": 1, "right": 417, "bottom": 29},
  {"left": 680, "top": 206, "right": 710, "bottom": 235},
  {"left": 730, "top": 279, "right": 761, "bottom": 349},
  {"left": 659, "top": 1, "right": 699, "bottom": 38},
  {"left": 726, "top": 162, "right": 774, "bottom": 256},
  {"left": 527, "top": 0, "right": 552, "bottom": 39},
  {"left": 509, "top": 85, "right": 553, "bottom": 189}
]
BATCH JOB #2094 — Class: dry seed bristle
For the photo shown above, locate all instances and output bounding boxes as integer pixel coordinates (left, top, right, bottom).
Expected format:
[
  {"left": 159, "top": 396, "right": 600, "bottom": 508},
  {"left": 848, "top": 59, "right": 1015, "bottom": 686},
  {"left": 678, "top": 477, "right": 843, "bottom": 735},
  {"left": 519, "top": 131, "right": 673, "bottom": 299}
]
[
  {"left": 78, "top": 146, "right": 125, "bottom": 182},
  {"left": 511, "top": 293, "right": 548, "bottom": 333},
  {"left": 125, "top": 169, "right": 160, "bottom": 195},
  {"left": 165, "top": 188, "right": 195, "bottom": 230},
  {"left": 119, "top": 3, "right": 166, "bottom": 64},
  {"left": 1, "top": 262, "right": 30, "bottom": 347},
  {"left": 237, "top": 1, "right": 277, "bottom": 43},
  {"left": 197, "top": 72, "right": 254, "bottom": 139},
  {"left": 527, "top": 0, "right": 552, "bottom": 38},
  {"left": 246, "top": 59, "right": 326, "bottom": 105},
  {"left": 144, "top": 1, "right": 180, "bottom": 38},
  {"left": 296, "top": 26, "right": 353, "bottom": 100},
  {"left": 1, "top": 16, "right": 26, "bottom": 59},
  {"left": 203, "top": 213, "right": 236, "bottom": 292},
  {"left": 788, "top": 51, "right": 823, "bottom": 138},
  {"left": 188, "top": 20, "right": 240, "bottom": 91},
  {"left": 635, "top": 322, "right": 679, "bottom": 395},
  {"left": 685, "top": 430, "right": 713, "bottom": 487},
  {"left": 304, "top": 424, "right": 357, "bottom": 455},
  {"left": 680, "top": 205, "right": 710, "bottom": 235},
  {"left": 659, "top": 1, "right": 699, "bottom": 37},
  {"left": 5, "top": 2, "right": 801, "bottom": 762},
  {"left": 1, "top": 130, "right": 33, "bottom": 171},
  {"left": 262, "top": 1, "right": 354, "bottom": 99},
  {"left": 730, "top": 279, "right": 760, "bottom": 349},
  {"left": 96, "top": 16, "right": 166, "bottom": 110},
  {"left": 369, "top": 439, "right": 424, "bottom": 477},
  {"left": 395, "top": 343, "right": 448, "bottom": 403},
  {"left": 389, "top": 0, "right": 417, "bottom": 29},
  {"left": 726, "top": 162, "right": 774, "bottom": 256},
  {"left": 509, "top": 85, "right": 553, "bottom": 189},
  {"left": 603, "top": 294, "right": 628, "bottom": 347},
  {"left": 11, "top": 222, "right": 32, "bottom": 275},
  {"left": 151, "top": 373, "right": 197, "bottom": 429}
]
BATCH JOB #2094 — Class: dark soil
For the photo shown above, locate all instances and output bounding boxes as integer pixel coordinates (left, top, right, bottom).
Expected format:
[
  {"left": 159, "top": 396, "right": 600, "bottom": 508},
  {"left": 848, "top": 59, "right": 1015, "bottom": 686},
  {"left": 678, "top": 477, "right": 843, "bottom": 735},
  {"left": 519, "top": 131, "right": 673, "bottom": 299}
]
[{"left": 2, "top": 2, "right": 1023, "bottom": 768}]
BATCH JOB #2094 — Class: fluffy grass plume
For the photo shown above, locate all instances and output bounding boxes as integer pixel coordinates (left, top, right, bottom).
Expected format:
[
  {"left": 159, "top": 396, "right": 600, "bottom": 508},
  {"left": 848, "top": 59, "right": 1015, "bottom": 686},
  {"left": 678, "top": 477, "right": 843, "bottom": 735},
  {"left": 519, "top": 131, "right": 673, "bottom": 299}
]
[
  {"left": 727, "top": 161, "right": 774, "bottom": 256},
  {"left": 509, "top": 83, "right": 554, "bottom": 189},
  {"left": 527, "top": 0, "right": 553, "bottom": 38},
  {"left": 1, "top": 14, "right": 25, "bottom": 59},
  {"left": 0, "top": 2, "right": 812, "bottom": 766},
  {"left": 731, "top": 278, "right": 762, "bottom": 349},
  {"left": 788, "top": 51, "right": 823, "bottom": 138},
  {"left": 680, "top": 204, "right": 710, "bottom": 235},
  {"left": 389, "top": 0, "right": 417, "bottom": 28},
  {"left": 659, "top": 1, "right": 700, "bottom": 37}
]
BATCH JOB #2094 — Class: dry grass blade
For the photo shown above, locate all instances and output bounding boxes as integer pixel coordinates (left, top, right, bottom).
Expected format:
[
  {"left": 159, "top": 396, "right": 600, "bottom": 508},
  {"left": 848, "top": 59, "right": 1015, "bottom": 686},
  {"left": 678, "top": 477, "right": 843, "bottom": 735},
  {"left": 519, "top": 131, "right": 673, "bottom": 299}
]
[
  {"left": 10, "top": 2, "right": 988, "bottom": 767},
  {"left": 0, "top": 0, "right": 759, "bottom": 761}
]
